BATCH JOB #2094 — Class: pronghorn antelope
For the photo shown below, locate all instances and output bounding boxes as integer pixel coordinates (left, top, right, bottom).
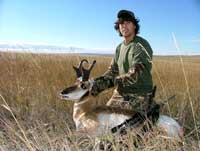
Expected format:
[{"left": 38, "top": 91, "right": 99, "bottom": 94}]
[{"left": 59, "top": 59, "right": 183, "bottom": 138}]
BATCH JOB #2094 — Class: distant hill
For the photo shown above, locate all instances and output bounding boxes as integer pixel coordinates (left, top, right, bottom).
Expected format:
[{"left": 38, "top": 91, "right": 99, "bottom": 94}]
[{"left": 0, "top": 42, "right": 114, "bottom": 54}]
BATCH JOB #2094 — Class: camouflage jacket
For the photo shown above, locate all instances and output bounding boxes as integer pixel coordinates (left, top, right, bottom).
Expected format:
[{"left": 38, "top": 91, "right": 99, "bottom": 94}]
[{"left": 91, "top": 36, "right": 153, "bottom": 97}]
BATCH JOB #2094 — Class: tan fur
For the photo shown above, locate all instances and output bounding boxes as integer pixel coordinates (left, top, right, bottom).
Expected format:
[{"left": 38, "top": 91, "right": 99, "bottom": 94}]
[{"left": 72, "top": 95, "right": 135, "bottom": 134}]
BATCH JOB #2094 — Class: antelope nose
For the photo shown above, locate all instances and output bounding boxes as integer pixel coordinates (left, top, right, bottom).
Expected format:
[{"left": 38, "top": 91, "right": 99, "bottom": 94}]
[{"left": 59, "top": 93, "right": 69, "bottom": 99}]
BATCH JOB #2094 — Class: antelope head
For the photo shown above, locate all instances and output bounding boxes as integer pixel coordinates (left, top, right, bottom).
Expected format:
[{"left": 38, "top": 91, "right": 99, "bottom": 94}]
[{"left": 60, "top": 59, "right": 96, "bottom": 101}]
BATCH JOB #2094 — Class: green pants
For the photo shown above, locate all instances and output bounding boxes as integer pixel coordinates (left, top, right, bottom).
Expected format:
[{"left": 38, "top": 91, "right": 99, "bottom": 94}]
[{"left": 106, "top": 89, "right": 152, "bottom": 115}]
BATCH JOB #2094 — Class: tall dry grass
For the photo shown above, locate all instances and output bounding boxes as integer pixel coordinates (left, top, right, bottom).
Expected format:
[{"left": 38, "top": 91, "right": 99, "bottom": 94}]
[{"left": 0, "top": 52, "right": 200, "bottom": 150}]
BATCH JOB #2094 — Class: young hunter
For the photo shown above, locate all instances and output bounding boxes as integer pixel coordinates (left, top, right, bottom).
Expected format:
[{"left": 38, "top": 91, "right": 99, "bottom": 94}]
[{"left": 91, "top": 10, "right": 154, "bottom": 115}]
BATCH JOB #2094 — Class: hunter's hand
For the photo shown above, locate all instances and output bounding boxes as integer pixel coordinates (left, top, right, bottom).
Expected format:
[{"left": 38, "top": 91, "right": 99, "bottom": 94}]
[
  {"left": 115, "top": 75, "right": 129, "bottom": 85},
  {"left": 90, "top": 81, "right": 99, "bottom": 96}
]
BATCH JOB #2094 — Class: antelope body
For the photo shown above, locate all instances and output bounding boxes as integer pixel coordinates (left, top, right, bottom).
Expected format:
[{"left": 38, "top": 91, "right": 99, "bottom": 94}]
[
  {"left": 60, "top": 80, "right": 136, "bottom": 135},
  {"left": 60, "top": 59, "right": 183, "bottom": 138}
]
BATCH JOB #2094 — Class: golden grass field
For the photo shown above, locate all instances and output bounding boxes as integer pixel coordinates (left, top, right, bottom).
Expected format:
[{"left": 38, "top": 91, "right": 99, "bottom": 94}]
[{"left": 0, "top": 52, "right": 200, "bottom": 150}]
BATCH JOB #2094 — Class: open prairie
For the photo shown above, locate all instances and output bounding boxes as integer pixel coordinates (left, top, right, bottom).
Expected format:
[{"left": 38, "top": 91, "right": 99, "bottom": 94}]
[{"left": 0, "top": 52, "right": 200, "bottom": 150}]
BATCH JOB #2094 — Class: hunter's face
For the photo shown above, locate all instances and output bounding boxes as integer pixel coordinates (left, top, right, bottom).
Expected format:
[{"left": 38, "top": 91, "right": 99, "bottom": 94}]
[{"left": 119, "top": 21, "right": 136, "bottom": 38}]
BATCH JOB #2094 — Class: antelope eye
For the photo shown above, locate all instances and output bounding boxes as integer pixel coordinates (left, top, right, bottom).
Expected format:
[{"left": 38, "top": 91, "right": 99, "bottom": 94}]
[{"left": 80, "top": 83, "right": 87, "bottom": 89}]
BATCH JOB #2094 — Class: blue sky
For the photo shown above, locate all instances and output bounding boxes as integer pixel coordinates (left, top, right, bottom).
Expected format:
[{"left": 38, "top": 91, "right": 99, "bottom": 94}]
[{"left": 0, "top": 0, "right": 200, "bottom": 55}]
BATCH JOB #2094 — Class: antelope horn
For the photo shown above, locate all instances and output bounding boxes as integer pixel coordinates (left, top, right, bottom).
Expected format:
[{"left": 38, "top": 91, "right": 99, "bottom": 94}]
[
  {"left": 88, "top": 60, "right": 96, "bottom": 72},
  {"left": 81, "top": 60, "right": 96, "bottom": 81},
  {"left": 73, "top": 59, "right": 88, "bottom": 78}
]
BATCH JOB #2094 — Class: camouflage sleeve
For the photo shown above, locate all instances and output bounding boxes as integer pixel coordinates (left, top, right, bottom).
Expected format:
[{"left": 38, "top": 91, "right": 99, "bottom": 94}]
[
  {"left": 115, "top": 43, "right": 152, "bottom": 87},
  {"left": 115, "top": 64, "right": 144, "bottom": 87},
  {"left": 90, "top": 59, "right": 119, "bottom": 96}
]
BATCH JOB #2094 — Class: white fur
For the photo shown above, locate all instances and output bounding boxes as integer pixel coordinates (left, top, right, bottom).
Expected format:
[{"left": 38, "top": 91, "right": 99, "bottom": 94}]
[
  {"left": 157, "top": 115, "right": 183, "bottom": 138},
  {"left": 61, "top": 87, "right": 88, "bottom": 101},
  {"left": 98, "top": 113, "right": 131, "bottom": 128},
  {"left": 96, "top": 113, "right": 131, "bottom": 135}
]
